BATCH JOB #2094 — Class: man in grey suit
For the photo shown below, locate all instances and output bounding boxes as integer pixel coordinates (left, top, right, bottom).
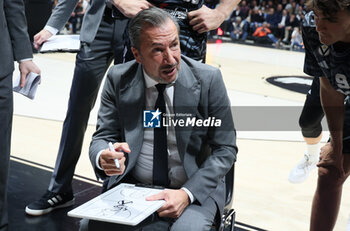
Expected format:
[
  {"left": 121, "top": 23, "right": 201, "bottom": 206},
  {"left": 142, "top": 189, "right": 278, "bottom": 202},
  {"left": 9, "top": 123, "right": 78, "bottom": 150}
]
[
  {"left": 82, "top": 8, "right": 237, "bottom": 230},
  {"left": 0, "top": 0, "right": 40, "bottom": 228},
  {"left": 26, "top": 0, "right": 239, "bottom": 216}
]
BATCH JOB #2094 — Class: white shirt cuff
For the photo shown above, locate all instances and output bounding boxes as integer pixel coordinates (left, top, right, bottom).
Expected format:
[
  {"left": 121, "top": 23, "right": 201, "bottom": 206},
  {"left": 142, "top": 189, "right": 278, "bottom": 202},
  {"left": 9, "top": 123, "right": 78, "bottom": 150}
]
[
  {"left": 181, "top": 187, "right": 195, "bottom": 203},
  {"left": 95, "top": 150, "right": 104, "bottom": 170},
  {"left": 18, "top": 58, "right": 33, "bottom": 63},
  {"left": 44, "top": 25, "right": 59, "bottom": 35}
]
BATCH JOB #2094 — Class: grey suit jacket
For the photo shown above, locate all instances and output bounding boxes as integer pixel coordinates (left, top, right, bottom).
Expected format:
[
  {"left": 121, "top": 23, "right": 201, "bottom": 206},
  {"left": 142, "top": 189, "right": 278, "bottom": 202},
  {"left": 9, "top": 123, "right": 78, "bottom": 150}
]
[
  {"left": 0, "top": 0, "right": 33, "bottom": 77},
  {"left": 89, "top": 55, "right": 237, "bottom": 216},
  {"left": 47, "top": 0, "right": 107, "bottom": 43}
]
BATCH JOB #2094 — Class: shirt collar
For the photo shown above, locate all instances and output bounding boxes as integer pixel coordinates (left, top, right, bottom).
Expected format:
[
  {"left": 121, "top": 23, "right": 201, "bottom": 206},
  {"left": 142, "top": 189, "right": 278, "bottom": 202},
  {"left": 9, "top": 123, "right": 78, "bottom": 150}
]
[{"left": 143, "top": 68, "right": 177, "bottom": 89}]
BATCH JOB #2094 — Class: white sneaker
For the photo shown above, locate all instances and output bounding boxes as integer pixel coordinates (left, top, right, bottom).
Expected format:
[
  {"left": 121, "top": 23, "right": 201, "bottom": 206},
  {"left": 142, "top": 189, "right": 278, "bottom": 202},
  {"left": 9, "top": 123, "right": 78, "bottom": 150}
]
[{"left": 288, "top": 153, "right": 317, "bottom": 183}]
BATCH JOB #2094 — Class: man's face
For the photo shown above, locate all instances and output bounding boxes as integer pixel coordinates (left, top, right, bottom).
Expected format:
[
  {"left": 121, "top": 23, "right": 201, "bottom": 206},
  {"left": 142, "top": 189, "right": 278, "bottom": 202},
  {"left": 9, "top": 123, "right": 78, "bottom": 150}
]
[
  {"left": 314, "top": 10, "right": 350, "bottom": 45},
  {"left": 277, "top": 4, "right": 282, "bottom": 11},
  {"left": 132, "top": 20, "right": 181, "bottom": 83}
]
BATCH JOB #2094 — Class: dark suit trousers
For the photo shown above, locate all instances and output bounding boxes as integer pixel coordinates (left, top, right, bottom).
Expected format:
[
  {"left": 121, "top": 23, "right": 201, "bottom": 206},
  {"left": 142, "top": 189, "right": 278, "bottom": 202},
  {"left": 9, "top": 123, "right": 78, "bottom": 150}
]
[
  {"left": 0, "top": 72, "right": 13, "bottom": 228},
  {"left": 48, "top": 13, "right": 134, "bottom": 193}
]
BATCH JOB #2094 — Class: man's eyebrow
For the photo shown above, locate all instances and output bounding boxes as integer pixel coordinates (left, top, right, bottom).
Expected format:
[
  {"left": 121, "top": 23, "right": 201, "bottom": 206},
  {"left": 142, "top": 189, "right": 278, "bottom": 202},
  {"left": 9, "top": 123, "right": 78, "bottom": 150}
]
[
  {"left": 151, "top": 37, "right": 178, "bottom": 46},
  {"left": 151, "top": 42, "right": 163, "bottom": 46},
  {"left": 170, "top": 37, "right": 178, "bottom": 44}
]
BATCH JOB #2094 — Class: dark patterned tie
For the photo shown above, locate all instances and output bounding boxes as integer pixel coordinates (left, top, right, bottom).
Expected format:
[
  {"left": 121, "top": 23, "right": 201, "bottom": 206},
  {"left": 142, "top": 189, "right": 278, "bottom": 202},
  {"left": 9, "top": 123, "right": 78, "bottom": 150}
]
[{"left": 153, "top": 84, "right": 168, "bottom": 187}]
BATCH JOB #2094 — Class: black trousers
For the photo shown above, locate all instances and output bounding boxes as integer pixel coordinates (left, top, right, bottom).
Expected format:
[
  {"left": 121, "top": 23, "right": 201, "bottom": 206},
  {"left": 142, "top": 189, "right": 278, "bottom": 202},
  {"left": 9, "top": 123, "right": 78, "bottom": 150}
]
[
  {"left": 0, "top": 72, "right": 13, "bottom": 228},
  {"left": 48, "top": 13, "right": 134, "bottom": 193},
  {"left": 299, "top": 77, "right": 324, "bottom": 138}
]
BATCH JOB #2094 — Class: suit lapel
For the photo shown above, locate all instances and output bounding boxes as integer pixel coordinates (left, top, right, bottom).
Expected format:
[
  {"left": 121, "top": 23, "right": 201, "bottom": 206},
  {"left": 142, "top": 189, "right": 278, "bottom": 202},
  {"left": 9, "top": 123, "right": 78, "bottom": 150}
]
[
  {"left": 119, "top": 64, "right": 145, "bottom": 171},
  {"left": 174, "top": 60, "right": 201, "bottom": 167},
  {"left": 108, "top": 64, "right": 145, "bottom": 189}
]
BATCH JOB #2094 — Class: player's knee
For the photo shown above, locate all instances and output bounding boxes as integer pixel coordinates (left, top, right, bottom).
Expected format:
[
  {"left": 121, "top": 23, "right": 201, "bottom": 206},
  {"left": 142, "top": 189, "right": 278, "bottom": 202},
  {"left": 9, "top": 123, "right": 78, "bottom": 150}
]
[
  {"left": 318, "top": 166, "right": 345, "bottom": 188},
  {"left": 299, "top": 117, "right": 321, "bottom": 137}
]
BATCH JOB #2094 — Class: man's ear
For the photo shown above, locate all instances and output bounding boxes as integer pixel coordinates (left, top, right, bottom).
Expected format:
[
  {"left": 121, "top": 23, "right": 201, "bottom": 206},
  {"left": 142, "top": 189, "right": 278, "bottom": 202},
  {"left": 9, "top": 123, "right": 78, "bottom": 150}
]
[{"left": 131, "top": 47, "right": 142, "bottom": 63}]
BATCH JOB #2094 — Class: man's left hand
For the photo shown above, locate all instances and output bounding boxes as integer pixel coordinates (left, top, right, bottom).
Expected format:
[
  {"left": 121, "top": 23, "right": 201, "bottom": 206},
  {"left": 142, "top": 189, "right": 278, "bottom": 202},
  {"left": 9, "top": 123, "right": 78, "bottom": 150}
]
[
  {"left": 19, "top": 60, "right": 41, "bottom": 88},
  {"left": 188, "top": 5, "right": 225, "bottom": 34},
  {"left": 146, "top": 189, "right": 190, "bottom": 218}
]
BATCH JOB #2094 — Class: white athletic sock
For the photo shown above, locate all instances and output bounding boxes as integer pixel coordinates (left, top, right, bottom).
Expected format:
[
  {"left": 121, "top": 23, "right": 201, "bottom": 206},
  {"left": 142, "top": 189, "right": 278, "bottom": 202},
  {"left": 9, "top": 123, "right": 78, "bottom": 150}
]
[{"left": 306, "top": 143, "right": 321, "bottom": 163}]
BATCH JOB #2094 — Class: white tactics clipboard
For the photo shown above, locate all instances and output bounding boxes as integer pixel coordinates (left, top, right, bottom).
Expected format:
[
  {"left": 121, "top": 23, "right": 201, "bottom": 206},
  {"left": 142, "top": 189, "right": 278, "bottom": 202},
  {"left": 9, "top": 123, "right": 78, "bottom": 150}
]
[{"left": 68, "top": 183, "right": 165, "bottom": 226}]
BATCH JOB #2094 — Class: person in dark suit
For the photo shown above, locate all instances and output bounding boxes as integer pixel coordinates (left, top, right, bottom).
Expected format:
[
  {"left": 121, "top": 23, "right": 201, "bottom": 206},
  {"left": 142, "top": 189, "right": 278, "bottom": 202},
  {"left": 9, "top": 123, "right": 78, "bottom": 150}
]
[
  {"left": 82, "top": 7, "right": 237, "bottom": 230},
  {"left": 26, "top": 0, "right": 239, "bottom": 216},
  {"left": 0, "top": 0, "right": 40, "bottom": 228}
]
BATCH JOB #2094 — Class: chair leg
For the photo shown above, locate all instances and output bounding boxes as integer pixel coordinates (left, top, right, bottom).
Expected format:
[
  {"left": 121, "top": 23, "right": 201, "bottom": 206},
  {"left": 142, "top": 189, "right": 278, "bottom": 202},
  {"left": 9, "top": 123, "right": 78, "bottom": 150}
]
[
  {"left": 230, "top": 210, "right": 235, "bottom": 231},
  {"left": 221, "top": 209, "right": 235, "bottom": 231}
]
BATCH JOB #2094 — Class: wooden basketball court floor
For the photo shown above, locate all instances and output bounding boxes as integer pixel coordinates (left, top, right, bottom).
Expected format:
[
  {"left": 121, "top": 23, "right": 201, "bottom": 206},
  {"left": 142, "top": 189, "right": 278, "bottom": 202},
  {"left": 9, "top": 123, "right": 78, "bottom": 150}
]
[{"left": 9, "top": 42, "right": 350, "bottom": 231}]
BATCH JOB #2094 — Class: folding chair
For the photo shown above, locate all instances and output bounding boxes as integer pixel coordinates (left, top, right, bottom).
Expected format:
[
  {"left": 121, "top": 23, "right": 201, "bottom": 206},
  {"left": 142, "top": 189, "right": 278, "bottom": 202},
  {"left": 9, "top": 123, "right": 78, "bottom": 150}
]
[{"left": 219, "top": 164, "right": 236, "bottom": 231}]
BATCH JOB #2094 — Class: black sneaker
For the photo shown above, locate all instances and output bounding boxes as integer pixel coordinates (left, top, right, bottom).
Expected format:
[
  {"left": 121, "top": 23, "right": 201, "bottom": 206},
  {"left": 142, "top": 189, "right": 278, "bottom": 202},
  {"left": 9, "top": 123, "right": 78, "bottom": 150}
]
[{"left": 25, "top": 190, "right": 75, "bottom": 216}]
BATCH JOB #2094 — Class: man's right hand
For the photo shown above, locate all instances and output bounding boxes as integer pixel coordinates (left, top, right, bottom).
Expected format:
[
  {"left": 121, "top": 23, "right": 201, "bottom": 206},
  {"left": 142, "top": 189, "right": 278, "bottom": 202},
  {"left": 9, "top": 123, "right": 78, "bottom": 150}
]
[
  {"left": 110, "top": 0, "right": 152, "bottom": 18},
  {"left": 33, "top": 29, "right": 53, "bottom": 50},
  {"left": 317, "top": 142, "right": 345, "bottom": 177},
  {"left": 99, "top": 142, "right": 131, "bottom": 176},
  {"left": 19, "top": 60, "right": 41, "bottom": 87}
]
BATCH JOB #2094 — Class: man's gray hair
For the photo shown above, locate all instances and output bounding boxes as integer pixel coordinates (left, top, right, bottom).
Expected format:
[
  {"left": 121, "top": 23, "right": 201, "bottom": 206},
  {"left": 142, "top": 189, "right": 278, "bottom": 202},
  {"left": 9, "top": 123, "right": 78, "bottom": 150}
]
[{"left": 128, "top": 7, "right": 180, "bottom": 50}]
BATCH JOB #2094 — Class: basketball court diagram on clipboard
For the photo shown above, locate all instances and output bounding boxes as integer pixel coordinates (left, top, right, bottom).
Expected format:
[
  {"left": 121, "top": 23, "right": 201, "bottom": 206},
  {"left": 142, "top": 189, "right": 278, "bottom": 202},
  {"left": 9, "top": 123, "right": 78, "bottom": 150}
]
[{"left": 68, "top": 183, "right": 165, "bottom": 226}]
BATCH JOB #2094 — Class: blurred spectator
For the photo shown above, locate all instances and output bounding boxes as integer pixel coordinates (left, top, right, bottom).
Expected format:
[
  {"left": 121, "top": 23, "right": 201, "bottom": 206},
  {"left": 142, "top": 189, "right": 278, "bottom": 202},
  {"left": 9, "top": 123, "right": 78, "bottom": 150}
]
[
  {"left": 299, "top": 0, "right": 306, "bottom": 8},
  {"left": 221, "top": 0, "right": 308, "bottom": 51},
  {"left": 265, "top": 8, "right": 279, "bottom": 33},
  {"left": 230, "top": 5, "right": 244, "bottom": 19},
  {"left": 227, "top": 4, "right": 244, "bottom": 34},
  {"left": 249, "top": 0, "right": 258, "bottom": 10},
  {"left": 266, "top": 0, "right": 274, "bottom": 11},
  {"left": 260, "top": 0, "right": 267, "bottom": 13},
  {"left": 250, "top": 6, "right": 265, "bottom": 33},
  {"left": 67, "top": 0, "right": 85, "bottom": 34},
  {"left": 290, "top": 26, "right": 303, "bottom": 51},
  {"left": 285, "top": 0, "right": 296, "bottom": 14},
  {"left": 239, "top": 0, "right": 250, "bottom": 19},
  {"left": 281, "top": 0, "right": 288, "bottom": 9},
  {"left": 282, "top": 13, "right": 300, "bottom": 43},
  {"left": 295, "top": 5, "right": 306, "bottom": 21},
  {"left": 253, "top": 22, "right": 278, "bottom": 45},
  {"left": 276, "top": 3, "right": 283, "bottom": 18},
  {"left": 275, "top": 9, "right": 289, "bottom": 39},
  {"left": 229, "top": 16, "right": 248, "bottom": 41}
]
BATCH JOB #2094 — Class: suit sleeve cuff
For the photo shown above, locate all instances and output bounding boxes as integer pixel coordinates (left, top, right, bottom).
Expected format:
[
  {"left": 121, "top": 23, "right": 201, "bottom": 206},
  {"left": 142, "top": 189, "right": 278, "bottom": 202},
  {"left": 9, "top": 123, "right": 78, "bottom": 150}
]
[
  {"left": 44, "top": 25, "right": 59, "bottom": 35},
  {"left": 95, "top": 150, "right": 104, "bottom": 170},
  {"left": 181, "top": 187, "right": 195, "bottom": 204}
]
